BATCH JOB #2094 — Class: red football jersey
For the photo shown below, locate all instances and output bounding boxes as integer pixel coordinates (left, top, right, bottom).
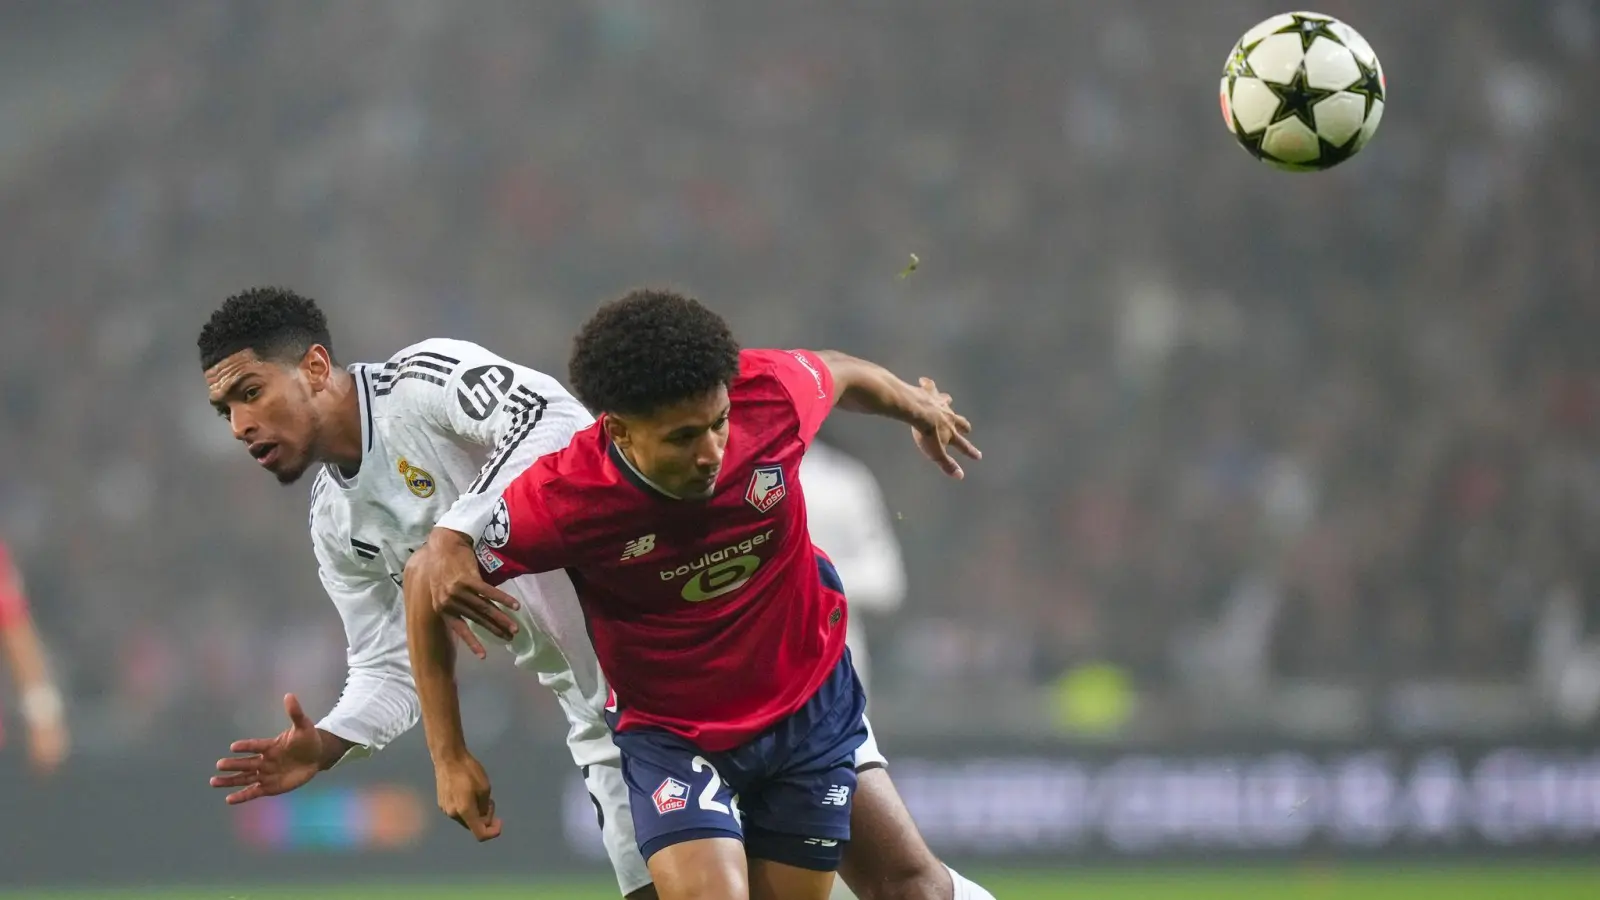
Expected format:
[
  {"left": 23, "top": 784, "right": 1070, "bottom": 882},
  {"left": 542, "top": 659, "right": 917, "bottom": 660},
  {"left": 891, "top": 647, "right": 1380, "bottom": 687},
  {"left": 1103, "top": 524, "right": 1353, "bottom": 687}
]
[{"left": 478, "top": 349, "right": 847, "bottom": 751}]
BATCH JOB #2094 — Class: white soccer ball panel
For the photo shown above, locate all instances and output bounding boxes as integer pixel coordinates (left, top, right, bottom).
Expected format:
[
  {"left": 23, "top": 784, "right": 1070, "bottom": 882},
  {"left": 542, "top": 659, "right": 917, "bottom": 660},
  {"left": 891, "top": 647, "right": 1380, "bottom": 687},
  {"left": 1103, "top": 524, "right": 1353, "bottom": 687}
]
[
  {"left": 1262, "top": 117, "right": 1321, "bottom": 165},
  {"left": 1355, "top": 98, "right": 1384, "bottom": 148},
  {"left": 1330, "top": 20, "right": 1379, "bottom": 67},
  {"left": 1239, "top": 13, "right": 1300, "bottom": 50},
  {"left": 1229, "top": 77, "right": 1282, "bottom": 134},
  {"left": 1246, "top": 33, "right": 1307, "bottom": 84},
  {"left": 1312, "top": 92, "right": 1366, "bottom": 145},
  {"left": 1303, "top": 37, "right": 1360, "bottom": 90}
]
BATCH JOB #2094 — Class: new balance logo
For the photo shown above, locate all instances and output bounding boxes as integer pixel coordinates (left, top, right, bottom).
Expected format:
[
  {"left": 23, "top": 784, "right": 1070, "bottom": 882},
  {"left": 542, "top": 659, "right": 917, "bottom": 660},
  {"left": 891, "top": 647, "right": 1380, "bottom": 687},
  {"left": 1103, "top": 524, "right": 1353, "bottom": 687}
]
[
  {"left": 821, "top": 785, "right": 851, "bottom": 807},
  {"left": 804, "top": 838, "right": 840, "bottom": 847},
  {"left": 621, "top": 534, "right": 657, "bottom": 560}
]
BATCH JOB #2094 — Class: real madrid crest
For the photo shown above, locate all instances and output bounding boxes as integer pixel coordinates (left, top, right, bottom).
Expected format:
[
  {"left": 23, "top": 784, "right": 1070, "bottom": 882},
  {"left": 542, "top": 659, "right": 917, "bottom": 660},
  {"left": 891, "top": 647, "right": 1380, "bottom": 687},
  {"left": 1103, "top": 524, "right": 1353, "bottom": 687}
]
[{"left": 398, "top": 457, "right": 436, "bottom": 498}]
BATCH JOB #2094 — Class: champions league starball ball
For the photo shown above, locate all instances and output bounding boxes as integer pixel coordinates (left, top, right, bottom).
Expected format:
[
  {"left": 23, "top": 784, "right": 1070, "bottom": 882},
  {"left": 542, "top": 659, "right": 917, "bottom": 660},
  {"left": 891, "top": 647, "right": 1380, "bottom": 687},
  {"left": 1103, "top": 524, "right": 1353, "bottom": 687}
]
[{"left": 1220, "top": 11, "right": 1386, "bottom": 171}]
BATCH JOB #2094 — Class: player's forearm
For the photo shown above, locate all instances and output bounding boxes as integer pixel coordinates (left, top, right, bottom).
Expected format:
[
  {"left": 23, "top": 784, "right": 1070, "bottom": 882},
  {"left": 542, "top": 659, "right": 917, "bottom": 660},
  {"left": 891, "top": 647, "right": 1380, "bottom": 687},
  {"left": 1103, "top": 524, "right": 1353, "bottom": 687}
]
[
  {"left": 1, "top": 618, "right": 54, "bottom": 695},
  {"left": 1, "top": 622, "right": 64, "bottom": 728},
  {"left": 815, "top": 351, "right": 926, "bottom": 425},
  {"left": 403, "top": 584, "right": 470, "bottom": 762}
]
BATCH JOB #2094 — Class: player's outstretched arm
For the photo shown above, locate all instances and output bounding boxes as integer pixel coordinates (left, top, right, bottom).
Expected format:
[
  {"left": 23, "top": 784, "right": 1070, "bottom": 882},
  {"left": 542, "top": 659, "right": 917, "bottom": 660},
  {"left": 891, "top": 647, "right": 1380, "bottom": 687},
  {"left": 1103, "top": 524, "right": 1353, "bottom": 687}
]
[
  {"left": 0, "top": 559, "right": 68, "bottom": 777},
  {"left": 403, "top": 568, "right": 503, "bottom": 842},
  {"left": 214, "top": 555, "right": 421, "bottom": 803},
  {"left": 210, "top": 693, "right": 353, "bottom": 804},
  {"left": 815, "top": 350, "right": 982, "bottom": 479}
]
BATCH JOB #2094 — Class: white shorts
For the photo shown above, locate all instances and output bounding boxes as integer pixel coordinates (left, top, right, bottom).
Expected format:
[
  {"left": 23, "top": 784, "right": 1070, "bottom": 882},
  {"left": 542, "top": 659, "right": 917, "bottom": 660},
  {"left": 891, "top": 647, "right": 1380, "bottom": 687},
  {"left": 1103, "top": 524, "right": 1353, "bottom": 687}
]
[
  {"left": 581, "top": 760, "right": 653, "bottom": 896},
  {"left": 569, "top": 715, "right": 888, "bottom": 896},
  {"left": 855, "top": 713, "right": 888, "bottom": 770}
]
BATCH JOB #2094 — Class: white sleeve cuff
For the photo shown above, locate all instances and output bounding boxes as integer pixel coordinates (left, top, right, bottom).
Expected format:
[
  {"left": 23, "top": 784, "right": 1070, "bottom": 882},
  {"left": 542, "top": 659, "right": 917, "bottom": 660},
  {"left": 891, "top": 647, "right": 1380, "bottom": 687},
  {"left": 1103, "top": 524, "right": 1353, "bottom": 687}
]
[{"left": 435, "top": 494, "right": 495, "bottom": 545}]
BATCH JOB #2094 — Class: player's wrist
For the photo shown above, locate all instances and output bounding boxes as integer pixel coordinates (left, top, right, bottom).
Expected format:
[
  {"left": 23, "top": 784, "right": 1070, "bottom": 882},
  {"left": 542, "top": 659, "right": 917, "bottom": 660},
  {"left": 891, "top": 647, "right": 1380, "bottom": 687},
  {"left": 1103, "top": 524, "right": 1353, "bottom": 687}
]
[
  {"left": 315, "top": 728, "right": 357, "bottom": 771},
  {"left": 428, "top": 742, "right": 473, "bottom": 769},
  {"left": 426, "top": 526, "right": 474, "bottom": 551}
]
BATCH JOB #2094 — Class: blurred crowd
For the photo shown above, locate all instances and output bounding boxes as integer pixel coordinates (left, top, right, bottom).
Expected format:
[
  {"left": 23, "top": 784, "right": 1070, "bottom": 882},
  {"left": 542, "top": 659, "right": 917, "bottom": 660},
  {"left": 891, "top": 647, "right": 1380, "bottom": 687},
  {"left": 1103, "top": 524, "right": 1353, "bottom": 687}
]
[{"left": 0, "top": 0, "right": 1596, "bottom": 753}]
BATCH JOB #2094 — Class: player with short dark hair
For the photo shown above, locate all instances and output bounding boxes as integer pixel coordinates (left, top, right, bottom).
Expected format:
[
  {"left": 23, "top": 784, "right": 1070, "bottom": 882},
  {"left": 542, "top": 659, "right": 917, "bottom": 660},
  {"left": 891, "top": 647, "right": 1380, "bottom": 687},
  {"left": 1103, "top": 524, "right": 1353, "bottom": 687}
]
[
  {"left": 204, "top": 286, "right": 996, "bottom": 900},
  {"left": 405, "top": 288, "right": 987, "bottom": 900},
  {"left": 197, "top": 287, "right": 342, "bottom": 486}
]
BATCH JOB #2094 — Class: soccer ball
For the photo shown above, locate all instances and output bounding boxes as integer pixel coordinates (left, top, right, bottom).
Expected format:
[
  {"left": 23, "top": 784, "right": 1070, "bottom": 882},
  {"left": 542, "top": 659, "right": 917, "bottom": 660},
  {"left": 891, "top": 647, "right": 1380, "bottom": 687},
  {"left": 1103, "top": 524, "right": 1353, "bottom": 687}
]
[{"left": 1220, "top": 11, "right": 1385, "bottom": 171}]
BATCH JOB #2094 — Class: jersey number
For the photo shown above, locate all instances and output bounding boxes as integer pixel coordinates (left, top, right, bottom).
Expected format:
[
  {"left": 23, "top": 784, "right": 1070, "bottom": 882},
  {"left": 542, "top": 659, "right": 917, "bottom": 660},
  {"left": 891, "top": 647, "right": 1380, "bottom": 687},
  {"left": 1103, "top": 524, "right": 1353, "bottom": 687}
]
[{"left": 692, "top": 755, "right": 741, "bottom": 824}]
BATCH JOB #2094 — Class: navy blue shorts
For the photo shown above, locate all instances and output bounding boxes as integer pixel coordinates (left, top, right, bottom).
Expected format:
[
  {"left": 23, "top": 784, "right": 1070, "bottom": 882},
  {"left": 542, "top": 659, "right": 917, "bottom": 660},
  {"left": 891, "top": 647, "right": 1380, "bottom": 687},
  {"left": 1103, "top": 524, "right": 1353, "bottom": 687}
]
[{"left": 611, "top": 649, "right": 868, "bottom": 871}]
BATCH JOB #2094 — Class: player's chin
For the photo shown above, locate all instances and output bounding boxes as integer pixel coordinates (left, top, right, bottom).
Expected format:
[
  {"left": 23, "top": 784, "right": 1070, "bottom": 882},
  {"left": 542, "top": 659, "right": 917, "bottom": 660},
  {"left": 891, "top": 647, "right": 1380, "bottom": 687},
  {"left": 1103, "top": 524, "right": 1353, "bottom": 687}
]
[
  {"left": 680, "top": 478, "right": 717, "bottom": 499},
  {"left": 270, "top": 455, "right": 314, "bottom": 485}
]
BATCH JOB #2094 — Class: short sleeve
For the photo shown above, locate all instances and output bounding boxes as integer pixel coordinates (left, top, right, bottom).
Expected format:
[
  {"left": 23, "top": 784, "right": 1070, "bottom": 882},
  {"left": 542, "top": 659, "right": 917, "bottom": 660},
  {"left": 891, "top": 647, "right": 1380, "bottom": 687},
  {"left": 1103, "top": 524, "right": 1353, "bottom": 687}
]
[
  {"left": 475, "top": 471, "right": 570, "bottom": 586},
  {"left": 748, "top": 348, "right": 836, "bottom": 445}
]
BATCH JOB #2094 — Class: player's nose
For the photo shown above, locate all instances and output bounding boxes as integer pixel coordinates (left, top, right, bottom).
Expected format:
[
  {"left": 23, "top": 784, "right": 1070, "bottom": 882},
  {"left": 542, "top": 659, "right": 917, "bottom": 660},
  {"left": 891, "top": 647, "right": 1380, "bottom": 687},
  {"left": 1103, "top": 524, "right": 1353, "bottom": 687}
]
[
  {"left": 694, "top": 434, "right": 724, "bottom": 470},
  {"left": 229, "top": 409, "right": 256, "bottom": 441}
]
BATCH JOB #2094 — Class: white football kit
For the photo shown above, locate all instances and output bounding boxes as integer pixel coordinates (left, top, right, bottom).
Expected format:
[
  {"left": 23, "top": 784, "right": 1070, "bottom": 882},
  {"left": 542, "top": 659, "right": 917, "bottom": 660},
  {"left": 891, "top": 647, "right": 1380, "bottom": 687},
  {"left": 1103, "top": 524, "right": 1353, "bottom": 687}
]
[
  {"left": 800, "top": 441, "right": 907, "bottom": 699},
  {"left": 303, "top": 339, "right": 884, "bottom": 896}
]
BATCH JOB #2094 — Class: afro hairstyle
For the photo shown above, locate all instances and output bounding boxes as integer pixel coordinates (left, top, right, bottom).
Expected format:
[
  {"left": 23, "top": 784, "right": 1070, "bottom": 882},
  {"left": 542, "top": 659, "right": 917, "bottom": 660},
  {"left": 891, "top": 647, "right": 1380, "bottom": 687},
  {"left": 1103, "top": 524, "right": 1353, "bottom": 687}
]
[{"left": 567, "top": 288, "right": 742, "bottom": 416}]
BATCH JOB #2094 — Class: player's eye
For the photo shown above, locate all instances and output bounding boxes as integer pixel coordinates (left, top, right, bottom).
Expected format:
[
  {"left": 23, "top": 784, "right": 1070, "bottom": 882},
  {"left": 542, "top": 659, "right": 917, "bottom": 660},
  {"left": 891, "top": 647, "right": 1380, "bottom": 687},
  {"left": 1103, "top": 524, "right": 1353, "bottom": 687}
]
[{"left": 242, "top": 385, "right": 261, "bottom": 401}]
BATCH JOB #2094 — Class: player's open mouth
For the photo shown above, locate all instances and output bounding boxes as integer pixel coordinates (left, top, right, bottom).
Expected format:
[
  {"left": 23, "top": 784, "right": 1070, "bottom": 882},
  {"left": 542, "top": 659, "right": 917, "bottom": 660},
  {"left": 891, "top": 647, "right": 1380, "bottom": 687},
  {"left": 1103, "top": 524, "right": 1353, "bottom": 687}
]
[{"left": 249, "top": 443, "right": 280, "bottom": 466}]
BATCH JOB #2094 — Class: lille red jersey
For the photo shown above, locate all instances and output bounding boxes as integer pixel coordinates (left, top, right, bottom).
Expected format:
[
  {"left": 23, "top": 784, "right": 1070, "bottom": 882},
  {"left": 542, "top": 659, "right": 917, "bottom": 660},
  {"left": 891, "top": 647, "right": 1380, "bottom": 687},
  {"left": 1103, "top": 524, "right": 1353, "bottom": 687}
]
[{"left": 477, "top": 349, "right": 847, "bottom": 751}]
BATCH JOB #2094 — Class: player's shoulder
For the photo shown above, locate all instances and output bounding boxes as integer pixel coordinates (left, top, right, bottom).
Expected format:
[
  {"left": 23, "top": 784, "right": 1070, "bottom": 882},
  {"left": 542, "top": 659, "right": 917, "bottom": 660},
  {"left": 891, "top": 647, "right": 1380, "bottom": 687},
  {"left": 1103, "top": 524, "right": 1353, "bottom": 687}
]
[
  {"left": 363, "top": 338, "right": 473, "bottom": 406},
  {"left": 507, "top": 423, "right": 608, "bottom": 500},
  {"left": 736, "top": 348, "right": 795, "bottom": 380},
  {"left": 380, "top": 338, "right": 485, "bottom": 376},
  {"left": 375, "top": 338, "right": 569, "bottom": 398},
  {"left": 734, "top": 348, "right": 825, "bottom": 397}
]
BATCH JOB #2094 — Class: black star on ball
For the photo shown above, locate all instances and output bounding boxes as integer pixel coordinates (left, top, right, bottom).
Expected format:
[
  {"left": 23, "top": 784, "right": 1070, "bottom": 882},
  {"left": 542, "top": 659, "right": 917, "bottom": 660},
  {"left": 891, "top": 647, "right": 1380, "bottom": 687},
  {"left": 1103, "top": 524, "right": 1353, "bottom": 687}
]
[
  {"left": 1278, "top": 13, "right": 1341, "bottom": 51},
  {"left": 1267, "top": 66, "right": 1335, "bottom": 131},
  {"left": 1349, "top": 56, "right": 1385, "bottom": 111}
]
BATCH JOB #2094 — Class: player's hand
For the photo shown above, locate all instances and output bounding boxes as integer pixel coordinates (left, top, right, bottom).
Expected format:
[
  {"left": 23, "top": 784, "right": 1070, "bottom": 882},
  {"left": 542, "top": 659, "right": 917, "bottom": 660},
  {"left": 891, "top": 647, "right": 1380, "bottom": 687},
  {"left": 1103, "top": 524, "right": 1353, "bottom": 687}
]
[
  {"left": 908, "top": 377, "right": 981, "bottom": 479},
  {"left": 407, "top": 528, "right": 521, "bottom": 660},
  {"left": 433, "top": 752, "right": 503, "bottom": 842},
  {"left": 26, "top": 717, "right": 68, "bottom": 777},
  {"left": 210, "top": 693, "right": 324, "bottom": 805}
]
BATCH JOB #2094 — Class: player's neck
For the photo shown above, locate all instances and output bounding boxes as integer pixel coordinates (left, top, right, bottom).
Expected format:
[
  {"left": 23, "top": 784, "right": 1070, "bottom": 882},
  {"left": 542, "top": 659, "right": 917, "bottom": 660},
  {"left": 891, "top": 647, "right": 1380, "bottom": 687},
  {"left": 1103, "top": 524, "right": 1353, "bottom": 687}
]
[
  {"left": 611, "top": 441, "right": 683, "bottom": 500},
  {"left": 320, "top": 369, "right": 364, "bottom": 472}
]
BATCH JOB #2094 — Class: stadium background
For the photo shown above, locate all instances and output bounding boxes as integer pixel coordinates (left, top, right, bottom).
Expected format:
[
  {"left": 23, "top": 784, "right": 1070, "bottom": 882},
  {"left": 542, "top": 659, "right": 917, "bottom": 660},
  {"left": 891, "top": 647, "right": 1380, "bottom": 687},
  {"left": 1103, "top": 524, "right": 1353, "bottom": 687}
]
[{"left": 1, "top": 1, "right": 1598, "bottom": 897}]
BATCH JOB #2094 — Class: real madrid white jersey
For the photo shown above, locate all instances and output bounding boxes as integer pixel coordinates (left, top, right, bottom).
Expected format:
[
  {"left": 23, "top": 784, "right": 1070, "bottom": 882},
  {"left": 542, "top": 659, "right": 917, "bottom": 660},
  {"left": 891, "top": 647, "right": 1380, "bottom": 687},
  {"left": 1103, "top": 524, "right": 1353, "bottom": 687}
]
[
  {"left": 799, "top": 441, "right": 906, "bottom": 617},
  {"left": 307, "top": 338, "right": 616, "bottom": 766}
]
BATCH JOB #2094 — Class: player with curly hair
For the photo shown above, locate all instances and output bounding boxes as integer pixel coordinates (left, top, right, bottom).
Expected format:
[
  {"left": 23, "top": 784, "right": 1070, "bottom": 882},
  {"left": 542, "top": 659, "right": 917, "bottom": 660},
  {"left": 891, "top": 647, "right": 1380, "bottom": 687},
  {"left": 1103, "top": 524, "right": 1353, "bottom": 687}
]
[
  {"left": 202, "top": 286, "right": 995, "bottom": 900},
  {"left": 405, "top": 288, "right": 985, "bottom": 900}
]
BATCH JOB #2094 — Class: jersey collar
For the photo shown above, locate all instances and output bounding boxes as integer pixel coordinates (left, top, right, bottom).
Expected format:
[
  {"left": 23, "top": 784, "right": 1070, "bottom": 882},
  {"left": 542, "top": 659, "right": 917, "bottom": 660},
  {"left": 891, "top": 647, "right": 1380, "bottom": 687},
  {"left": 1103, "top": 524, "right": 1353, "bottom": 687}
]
[
  {"left": 328, "top": 364, "right": 375, "bottom": 490},
  {"left": 606, "top": 439, "right": 683, "bottom": 501}
]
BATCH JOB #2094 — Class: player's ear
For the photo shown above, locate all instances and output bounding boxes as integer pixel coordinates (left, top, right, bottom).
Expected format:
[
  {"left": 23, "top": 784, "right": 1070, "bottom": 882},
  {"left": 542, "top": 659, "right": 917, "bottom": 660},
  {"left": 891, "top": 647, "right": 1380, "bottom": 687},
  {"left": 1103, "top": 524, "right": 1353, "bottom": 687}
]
[
  {"left": 604, "top": 414, "right": 631, "bottom": 449},
  {"left": 301, "top": 344, "right": 334, "bottom": 390}
]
